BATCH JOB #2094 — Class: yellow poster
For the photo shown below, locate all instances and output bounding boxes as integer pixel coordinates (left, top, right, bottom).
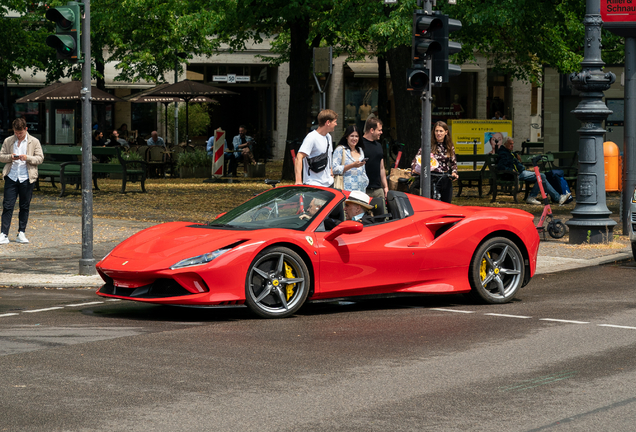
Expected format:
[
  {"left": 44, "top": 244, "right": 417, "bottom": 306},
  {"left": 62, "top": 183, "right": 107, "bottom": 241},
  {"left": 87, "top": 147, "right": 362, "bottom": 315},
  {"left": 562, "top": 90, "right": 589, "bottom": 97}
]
[{"left": 448, "top": 119, "right": 513, "bottom": 156}]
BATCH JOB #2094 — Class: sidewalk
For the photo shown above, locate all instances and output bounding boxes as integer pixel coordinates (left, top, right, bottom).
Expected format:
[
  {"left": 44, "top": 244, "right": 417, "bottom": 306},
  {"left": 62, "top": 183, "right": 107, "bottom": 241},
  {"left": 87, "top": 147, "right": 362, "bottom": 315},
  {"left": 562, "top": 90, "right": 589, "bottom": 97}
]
[{"left": 0, "top": 208, "right": 632, "bottom": 289}]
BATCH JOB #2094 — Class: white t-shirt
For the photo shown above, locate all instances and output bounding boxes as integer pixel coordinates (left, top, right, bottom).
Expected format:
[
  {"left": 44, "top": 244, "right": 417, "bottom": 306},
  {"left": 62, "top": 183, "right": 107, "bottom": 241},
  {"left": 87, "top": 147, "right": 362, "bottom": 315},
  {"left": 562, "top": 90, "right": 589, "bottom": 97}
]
[{"left": 298, "top": 130, "right": 333, "bottom": 187}]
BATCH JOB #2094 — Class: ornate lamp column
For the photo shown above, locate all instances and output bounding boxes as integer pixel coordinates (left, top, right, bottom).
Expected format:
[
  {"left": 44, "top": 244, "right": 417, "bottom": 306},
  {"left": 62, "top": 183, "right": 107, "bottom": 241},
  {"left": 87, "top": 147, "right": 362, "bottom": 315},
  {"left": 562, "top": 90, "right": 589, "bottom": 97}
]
[{"left": 566, "top": 0, "right": 616, "bottom": 244}]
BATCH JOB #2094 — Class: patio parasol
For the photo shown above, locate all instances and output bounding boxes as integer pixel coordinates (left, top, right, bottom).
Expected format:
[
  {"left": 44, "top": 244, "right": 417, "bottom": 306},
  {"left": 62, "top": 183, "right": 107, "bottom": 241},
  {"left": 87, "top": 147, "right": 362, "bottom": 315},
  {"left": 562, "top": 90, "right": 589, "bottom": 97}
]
[
  {"left": 124, "top": 83, "right": 219, "bottom": 143},
  {"left": 15, "top": 80, "right": 124, "bottom": 103},
  {"left": 146, "top": 79, "right": 238, "bottom": 141}
]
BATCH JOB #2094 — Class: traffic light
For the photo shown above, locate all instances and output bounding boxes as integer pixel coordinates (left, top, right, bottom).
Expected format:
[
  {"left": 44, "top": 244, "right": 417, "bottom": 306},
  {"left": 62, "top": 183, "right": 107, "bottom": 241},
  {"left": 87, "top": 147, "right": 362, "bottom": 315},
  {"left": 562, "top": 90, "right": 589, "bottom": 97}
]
[
  {"left": 406, "top": 67, "right": 429, "bottom": 93},
  {"left": 45, "top": 1, "right": 81, "bottom": 62},
  {"left": 430, "top": 14, "right": 462, "bottom": 85},
  {"left": 407, "top": 11, "right": 443, "bottom": 93}
]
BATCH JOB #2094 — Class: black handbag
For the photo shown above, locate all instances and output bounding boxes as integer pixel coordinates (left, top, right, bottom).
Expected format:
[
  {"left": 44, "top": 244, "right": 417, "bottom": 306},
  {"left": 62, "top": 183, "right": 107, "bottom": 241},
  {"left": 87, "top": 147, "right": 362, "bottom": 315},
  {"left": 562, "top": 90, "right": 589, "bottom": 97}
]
[
  {"left": 307, "top": 135, "right": 330, "bottom": 173},
  {"left": 307, "top": 151, "right": 328, "bottom": 173}
]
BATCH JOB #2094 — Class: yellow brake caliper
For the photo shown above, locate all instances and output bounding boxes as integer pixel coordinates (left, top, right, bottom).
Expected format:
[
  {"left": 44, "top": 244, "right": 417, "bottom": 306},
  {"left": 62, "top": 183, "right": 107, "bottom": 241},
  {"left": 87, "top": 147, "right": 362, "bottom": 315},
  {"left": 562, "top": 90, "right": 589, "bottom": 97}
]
[
  {"left": 480, "top": 252, "right": 490, "bottom": 286},
  {"left": 284, "top": 262, "right": 296, "bottom": 301}
]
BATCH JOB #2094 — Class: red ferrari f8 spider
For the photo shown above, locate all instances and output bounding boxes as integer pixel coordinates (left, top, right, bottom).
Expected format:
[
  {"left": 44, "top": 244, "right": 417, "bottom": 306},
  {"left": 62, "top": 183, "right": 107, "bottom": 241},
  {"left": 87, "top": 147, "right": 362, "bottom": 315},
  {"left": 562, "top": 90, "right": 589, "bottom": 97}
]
[{"left": 96, "top": 186, "right": 540, "bottom": 318}]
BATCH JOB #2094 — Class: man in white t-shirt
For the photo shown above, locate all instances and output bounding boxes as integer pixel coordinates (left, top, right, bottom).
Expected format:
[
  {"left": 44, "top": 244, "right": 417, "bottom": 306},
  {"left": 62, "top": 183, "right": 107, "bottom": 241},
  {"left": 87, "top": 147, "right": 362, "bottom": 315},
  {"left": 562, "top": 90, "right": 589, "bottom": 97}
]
[{"left": 294, "top": 109, "right": 337, "bottom": 187}]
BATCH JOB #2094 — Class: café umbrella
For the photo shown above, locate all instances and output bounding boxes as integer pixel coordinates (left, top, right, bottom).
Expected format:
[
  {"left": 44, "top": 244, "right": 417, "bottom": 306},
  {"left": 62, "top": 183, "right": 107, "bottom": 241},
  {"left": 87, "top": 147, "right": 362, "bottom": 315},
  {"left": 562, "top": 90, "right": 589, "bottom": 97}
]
[
  {"left": 124, "top": 83, "right": 219, "bottom": 143},
  {"left": 143, "top": 79, "right": 237, "bottom": 141},
  {"left": 15, "top": 80, "right": 124, "bottom": 103}
]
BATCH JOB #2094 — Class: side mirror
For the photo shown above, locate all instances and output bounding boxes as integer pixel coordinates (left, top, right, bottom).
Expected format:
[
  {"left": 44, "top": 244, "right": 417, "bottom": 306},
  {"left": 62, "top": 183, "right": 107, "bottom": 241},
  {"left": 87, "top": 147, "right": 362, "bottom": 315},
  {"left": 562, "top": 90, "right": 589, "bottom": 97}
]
[{"left": 325, "top": 220, "right": 363, "bottom": 241}]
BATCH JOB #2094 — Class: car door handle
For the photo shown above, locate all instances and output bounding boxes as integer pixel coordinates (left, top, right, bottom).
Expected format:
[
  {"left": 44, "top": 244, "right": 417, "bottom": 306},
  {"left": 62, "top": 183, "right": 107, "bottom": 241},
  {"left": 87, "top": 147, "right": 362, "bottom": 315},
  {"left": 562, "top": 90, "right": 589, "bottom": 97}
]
[{"left": 407, "top": 241, "right": 419, "bottom": 247}]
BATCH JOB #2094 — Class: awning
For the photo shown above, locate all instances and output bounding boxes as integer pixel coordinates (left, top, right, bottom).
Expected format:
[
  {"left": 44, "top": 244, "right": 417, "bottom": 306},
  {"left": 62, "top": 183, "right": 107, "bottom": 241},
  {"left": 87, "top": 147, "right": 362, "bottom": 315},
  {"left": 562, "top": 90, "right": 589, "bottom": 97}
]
[
  {"left": 346, "top": 61, "right": 482, "bottom": 78},
  {"left": 346, "top": 62, "right": 391, "bottom": 78}
]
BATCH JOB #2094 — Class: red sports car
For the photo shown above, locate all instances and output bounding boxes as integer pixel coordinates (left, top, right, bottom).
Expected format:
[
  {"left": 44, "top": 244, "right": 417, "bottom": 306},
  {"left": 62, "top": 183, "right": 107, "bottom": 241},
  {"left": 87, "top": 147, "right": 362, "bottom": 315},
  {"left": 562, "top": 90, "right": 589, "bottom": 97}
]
[{"left": 96, "top": 186, "right": 540, "bottom": 318}]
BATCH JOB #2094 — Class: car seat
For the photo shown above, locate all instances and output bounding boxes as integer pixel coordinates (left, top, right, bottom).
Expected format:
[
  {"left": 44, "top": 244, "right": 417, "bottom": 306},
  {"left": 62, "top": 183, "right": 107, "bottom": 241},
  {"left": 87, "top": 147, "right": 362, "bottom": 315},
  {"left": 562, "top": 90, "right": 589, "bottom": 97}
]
[
  {"left": 386, "top": 191, "right": 414, "bottom": 220},
  {"left": 369, "top": 197, "right": 390, "bottom": 222},
  {"left": 323, "top": 201, "right": 345, "bottom": 231}
]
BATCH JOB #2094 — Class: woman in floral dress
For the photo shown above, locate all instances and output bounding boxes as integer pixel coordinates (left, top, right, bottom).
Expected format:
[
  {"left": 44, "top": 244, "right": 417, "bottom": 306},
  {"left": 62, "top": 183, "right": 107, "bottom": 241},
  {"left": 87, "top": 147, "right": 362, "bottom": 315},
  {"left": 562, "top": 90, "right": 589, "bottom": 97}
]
[
  {"left": 411, "top": 121, "right": 458, "bottom": 203},
  {"left": 332, "top": 125, "right": 369, "bottom": 192}
]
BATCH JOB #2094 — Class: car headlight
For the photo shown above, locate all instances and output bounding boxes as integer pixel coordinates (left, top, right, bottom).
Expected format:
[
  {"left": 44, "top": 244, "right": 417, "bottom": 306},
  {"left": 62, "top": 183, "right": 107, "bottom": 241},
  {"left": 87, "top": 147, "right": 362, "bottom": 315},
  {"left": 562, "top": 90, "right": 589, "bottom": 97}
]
[{"left": 170, "top": 248, "right": 231, "bottom": 270}]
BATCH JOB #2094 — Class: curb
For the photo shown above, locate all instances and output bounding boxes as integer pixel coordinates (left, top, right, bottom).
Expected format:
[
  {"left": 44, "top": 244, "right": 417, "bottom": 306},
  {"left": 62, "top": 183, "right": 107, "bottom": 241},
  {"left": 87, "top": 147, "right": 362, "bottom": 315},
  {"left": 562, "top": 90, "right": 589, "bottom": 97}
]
[{"left": 2, "top": 252, "right": 631, "bottom": 289}]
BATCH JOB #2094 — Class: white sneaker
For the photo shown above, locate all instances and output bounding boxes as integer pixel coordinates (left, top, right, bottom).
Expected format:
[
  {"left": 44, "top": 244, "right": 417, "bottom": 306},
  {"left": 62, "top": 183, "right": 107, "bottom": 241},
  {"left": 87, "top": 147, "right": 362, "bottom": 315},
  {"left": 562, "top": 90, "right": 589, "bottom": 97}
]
[
  {"left": 526, "top": 197, "right": 541, "bottom": 205},
  {"left": 0, "top": 233, "right": 8, "bottom": 245},
  {"left": 16, "top": 232, "right": 29, "bottom": 244},
  {"left": 558, "top": 192, "right": 572, "bottom": 206}
]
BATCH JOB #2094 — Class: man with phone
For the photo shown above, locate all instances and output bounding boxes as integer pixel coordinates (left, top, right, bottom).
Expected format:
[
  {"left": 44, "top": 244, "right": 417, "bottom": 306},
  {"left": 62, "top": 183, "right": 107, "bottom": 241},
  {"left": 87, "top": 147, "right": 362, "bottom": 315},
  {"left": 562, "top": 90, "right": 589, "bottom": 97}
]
[{"left": 0, "top": 118, "right": 44, "bottom": 244}]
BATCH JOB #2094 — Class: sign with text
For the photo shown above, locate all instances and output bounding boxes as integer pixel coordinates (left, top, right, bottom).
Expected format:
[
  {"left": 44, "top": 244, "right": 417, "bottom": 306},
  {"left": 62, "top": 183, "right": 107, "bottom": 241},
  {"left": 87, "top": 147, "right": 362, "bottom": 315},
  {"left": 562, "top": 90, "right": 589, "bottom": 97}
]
[
  {"left": 212, "top": 75, "right": 250, "bottom": 83},
  {"left": 601, "top": 0, "right": 636, "bottom": 22},
  {"left": 448, "top": 119, "right": 513, "bottom": 168},
  {"left": 602, "top": 0, "right": 636, "bottom": 36}
]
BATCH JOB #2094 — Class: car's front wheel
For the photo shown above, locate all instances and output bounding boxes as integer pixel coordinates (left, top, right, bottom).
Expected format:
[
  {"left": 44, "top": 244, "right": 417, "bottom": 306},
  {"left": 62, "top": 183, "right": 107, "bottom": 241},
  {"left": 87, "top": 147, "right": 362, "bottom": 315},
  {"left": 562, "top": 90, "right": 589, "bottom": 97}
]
[
  {"left": 245, "top": 247, "right": 310, "bottom": 318},
  {"left": 469, "top": 237, "right": 525, "bottom": 304}
]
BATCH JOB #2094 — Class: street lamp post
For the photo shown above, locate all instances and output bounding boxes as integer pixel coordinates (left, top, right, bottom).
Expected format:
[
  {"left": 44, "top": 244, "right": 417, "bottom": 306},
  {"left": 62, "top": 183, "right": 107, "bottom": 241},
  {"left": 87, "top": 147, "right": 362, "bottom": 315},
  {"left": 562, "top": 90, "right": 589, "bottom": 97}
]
[
  {"left": 79, "top": 0, "right": 95, "bottom": 275},
  {"left": 566, "top": 0, "right": 617, "bottom": 244}
]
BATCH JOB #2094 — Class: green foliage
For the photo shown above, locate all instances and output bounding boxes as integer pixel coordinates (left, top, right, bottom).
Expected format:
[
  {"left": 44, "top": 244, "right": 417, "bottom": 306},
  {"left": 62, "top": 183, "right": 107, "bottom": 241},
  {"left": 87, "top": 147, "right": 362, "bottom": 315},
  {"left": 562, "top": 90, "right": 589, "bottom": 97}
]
[
  {"left": 441, "top": 0, "right": 624, "bottom": 83},
  {"left": 91, "top": 0, "right": 220, "bottom": 83},
  {"left": 175, "top": 148, "right": 212, "bottom": 169},
  {"left": 166, "top": 103, "right": 212, "bottom": 143},
  {"left": 0, "top": 1, "right": 56, "bottom": 82}
]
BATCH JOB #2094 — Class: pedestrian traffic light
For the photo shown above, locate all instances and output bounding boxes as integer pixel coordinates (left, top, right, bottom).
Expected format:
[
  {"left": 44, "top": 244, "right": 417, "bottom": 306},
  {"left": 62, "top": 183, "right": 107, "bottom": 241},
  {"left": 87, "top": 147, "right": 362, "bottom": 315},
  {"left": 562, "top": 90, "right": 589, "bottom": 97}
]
[
  {"left": 406, "top": 67, "right": 429, "bottom": 93},
  {"left": 431, "top": 14, "right": 462, "bottom": 85},
  {"left": 407, "top": 10, "right": 443, "bottom": 93},
  {"left": 45, "top": 1, "right": 81, "bottom": 62}
]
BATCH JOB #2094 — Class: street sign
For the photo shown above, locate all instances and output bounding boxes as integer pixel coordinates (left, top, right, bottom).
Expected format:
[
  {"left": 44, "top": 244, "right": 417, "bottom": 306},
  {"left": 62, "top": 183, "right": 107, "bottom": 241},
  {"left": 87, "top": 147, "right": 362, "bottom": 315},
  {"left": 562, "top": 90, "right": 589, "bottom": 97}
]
[
  {"left": 601, "top": 0, "right": 636, "bottom": 22},
  {"left": 601, "top": 0, "right": 636, "bottom": 36},
  {"left": 313, "top": 47, "right": 333, "bottom": 74}
]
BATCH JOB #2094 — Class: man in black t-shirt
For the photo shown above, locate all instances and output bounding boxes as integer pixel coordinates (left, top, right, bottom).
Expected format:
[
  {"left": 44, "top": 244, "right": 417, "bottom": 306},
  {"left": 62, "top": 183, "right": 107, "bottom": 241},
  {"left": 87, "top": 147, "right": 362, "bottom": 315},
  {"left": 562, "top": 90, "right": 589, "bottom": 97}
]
[{"left": 362, "top": 117, "right": 388, "bottom": 214}]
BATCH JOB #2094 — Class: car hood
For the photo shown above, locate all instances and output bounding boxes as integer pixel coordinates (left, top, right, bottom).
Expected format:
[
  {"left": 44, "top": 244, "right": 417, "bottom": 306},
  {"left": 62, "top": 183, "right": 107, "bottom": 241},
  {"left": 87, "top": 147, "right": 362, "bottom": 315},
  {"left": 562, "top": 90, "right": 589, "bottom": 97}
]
[{"left": 108, "top": 222, "right": 248, "bottom": 263}]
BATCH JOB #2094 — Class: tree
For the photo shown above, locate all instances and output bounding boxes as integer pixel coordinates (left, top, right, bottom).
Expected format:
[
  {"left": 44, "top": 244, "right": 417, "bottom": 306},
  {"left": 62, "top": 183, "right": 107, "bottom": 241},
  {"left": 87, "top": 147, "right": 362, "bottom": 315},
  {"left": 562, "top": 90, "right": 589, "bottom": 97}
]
[
  {"left": 91, "top": 0, "right": 219, "bottom": 84},
  {"left": 167, "top": 103, "right": 212, "bottom": 144},
  {"left": 326, "top": 0, "right": 625, "bottom": 164},
  {"left": 0, "top": 1, "right": 53, "bottom": 84},
  {"left": 206, "top": 0, "right": 335, "bottom": 179},
  {"left": 446, "top": 0, "right": 624, "bottom": 84}
]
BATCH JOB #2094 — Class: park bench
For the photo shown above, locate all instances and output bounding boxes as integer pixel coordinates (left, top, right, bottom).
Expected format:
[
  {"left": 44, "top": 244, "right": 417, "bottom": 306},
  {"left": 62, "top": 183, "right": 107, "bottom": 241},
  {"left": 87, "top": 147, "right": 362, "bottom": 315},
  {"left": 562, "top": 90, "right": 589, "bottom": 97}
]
[
  {"left": 486, "top": 153, "right": 527, "bottom": 203},
  {"left": 521, "top": 141, "right": 544, "bottom": 155},
  {"left": 37, "top": 145, "right": 147, "bottom": 197},
  {"left": 455, "top": 154, "right": 489, "bottom": 197}
]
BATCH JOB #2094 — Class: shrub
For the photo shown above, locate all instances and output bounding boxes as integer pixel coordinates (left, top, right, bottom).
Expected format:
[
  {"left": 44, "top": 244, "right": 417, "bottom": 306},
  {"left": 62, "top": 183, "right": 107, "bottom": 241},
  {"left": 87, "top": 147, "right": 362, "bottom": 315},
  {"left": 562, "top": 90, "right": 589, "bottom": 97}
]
[
  {"left": 108, "top": 150, "right": 144, "bottom": 164},
  {"left": 175, "top": 148, "right": 212, "bottom": 168}
]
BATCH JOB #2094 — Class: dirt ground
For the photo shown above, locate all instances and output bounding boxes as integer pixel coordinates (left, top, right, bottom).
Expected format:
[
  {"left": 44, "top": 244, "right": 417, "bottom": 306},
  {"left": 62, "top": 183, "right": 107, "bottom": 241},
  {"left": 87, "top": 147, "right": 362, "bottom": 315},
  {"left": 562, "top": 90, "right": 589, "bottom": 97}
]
[{"left": 4, "top": 160, "right": 631, "bottom": 239}]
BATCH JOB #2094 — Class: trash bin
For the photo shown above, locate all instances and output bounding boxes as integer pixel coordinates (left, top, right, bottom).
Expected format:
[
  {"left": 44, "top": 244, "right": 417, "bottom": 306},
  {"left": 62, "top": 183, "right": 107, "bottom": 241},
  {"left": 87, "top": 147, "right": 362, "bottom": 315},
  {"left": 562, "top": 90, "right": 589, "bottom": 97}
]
[{"left": 604, "top": 141, "right": 619, "bottom": 191}]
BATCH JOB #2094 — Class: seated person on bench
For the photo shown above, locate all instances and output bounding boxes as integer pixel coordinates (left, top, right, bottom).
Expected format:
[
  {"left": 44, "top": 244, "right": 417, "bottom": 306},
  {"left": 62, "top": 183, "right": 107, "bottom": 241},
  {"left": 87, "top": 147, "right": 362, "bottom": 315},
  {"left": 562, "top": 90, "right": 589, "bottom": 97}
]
[{"left": 344, "top": 190, "right": 375, "bottom": 225}]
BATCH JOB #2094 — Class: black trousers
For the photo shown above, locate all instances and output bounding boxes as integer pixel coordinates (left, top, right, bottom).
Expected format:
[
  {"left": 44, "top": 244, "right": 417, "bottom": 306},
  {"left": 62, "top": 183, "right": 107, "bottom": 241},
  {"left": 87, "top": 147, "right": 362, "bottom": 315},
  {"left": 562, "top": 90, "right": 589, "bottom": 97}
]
[
  {"left": 2, "top": 176, "right": 35, "bottom": 235},
  {"left": 432, "top": 174, "right": 453, "bottom": 203}
]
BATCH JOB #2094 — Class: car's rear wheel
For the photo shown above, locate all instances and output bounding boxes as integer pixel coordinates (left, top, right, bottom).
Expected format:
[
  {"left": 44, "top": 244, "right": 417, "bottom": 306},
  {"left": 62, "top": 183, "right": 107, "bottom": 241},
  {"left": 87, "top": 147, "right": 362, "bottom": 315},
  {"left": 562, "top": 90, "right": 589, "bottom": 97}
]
[
  {"left": 469, "top": 237, "right": 525, "bottom": 304},
  {"left": 245, "top": 247, "right": 310, "bottom": 318}
]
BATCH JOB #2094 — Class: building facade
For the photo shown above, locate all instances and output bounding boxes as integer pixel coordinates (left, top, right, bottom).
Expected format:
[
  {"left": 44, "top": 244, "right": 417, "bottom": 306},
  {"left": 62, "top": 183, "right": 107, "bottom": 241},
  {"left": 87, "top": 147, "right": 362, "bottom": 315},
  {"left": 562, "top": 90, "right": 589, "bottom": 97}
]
[{"left": 3, "top": 44, "right": 536, "bottom": 158}]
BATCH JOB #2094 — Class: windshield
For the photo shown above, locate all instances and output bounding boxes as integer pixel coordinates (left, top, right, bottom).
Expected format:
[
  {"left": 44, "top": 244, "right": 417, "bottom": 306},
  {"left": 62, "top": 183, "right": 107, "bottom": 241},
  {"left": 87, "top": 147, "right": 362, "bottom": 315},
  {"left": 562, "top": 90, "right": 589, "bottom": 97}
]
[{"left": 212, "top": 187, "right": 336, "bottom": 230}]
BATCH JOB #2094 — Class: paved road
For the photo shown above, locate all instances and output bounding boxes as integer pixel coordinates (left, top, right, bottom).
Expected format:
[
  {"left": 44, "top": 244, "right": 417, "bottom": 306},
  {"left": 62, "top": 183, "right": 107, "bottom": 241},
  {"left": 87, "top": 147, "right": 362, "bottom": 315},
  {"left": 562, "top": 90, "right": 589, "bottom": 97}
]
[{"left": 1, "top": 262, "right": 636, "bottom": 431}]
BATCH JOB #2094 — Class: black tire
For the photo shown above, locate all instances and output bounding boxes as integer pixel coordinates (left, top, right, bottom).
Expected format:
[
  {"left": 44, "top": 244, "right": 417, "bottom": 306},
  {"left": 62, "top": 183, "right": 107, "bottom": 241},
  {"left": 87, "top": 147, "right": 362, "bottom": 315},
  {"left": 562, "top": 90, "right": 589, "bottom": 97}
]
[
  {"left": 245, "top": 247, "right": 310, "bottom": 318},
  {"left": 632, "top": 242, "right": 636, "bottom": 261},
  {"left": 469, "top": 237, "right": 525, "bottom": 304},
  {"left": 547, "top": 220, "right": 566, "bottom": 239}
]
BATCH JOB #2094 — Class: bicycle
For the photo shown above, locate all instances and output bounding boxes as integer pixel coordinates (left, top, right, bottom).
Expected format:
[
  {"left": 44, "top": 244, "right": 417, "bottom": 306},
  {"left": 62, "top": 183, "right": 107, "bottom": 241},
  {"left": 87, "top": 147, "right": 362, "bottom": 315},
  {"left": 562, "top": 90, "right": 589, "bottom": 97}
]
[{"left": 399, "top": 172, "right": 451, "bottom": 201}]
